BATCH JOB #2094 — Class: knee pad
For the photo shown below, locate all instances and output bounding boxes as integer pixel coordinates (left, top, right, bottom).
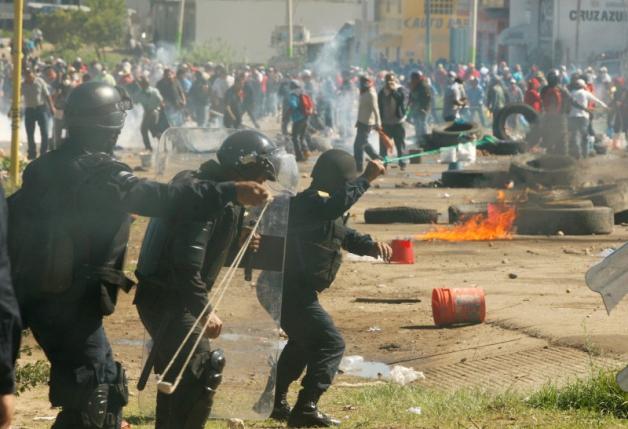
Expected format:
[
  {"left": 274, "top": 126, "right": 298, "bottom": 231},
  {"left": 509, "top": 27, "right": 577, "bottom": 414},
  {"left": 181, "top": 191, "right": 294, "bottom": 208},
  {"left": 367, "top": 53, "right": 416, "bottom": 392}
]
[
  {"left": 79, "top": 362, "right": 128, "bottom": 429},
  {"left": 202, "top": 349, "right": 226, "bottom": 396}
]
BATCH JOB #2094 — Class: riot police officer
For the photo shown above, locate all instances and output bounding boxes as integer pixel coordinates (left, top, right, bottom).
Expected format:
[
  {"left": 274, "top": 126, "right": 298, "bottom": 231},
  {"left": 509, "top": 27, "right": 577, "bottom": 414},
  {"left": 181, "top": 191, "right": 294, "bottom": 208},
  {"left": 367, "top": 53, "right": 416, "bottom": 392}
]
[
  {"left": 134, "top": 130, "right": 279, "bottom": 428},
  {"left": 0, "top": 186, "right": 21, "bottom": 429},
  {"left": 272, "top": 150, "right": 392, "bottom": 427},
  {"left": 7, "top": 82, "right": 270, "bottom": 429}
]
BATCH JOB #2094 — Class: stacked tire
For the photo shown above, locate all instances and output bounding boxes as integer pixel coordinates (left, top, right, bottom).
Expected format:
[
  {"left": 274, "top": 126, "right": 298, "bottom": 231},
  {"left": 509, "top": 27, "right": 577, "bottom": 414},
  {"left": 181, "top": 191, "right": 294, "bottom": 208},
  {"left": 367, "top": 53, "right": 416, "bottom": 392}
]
[{"left": 510, "top": 154, "right": 578, "bottom": 188}]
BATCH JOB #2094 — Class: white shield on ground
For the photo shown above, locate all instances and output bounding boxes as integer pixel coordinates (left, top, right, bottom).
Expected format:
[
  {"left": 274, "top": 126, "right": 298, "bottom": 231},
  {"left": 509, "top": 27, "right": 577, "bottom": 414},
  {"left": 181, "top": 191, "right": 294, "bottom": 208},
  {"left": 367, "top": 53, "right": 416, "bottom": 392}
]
[
  {"left": 585, "top": 243, "right": 628, "bottom": 315},
  {"left": 137, "top": 128, "right": 296, "bottom": 420}
]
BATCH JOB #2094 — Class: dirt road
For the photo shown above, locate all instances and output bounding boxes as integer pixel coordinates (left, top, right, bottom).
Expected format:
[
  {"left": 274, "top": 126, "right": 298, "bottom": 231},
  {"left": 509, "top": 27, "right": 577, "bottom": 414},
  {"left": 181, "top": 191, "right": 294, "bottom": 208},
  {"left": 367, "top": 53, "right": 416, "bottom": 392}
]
[{"left": 11, "top": 129, "right": 628, "bottom": 426}]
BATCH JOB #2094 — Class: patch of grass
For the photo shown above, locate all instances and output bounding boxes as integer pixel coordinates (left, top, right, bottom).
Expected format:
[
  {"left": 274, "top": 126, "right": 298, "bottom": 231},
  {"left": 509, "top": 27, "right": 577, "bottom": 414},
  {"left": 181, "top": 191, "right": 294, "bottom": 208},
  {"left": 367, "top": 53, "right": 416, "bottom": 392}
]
[
  {"left": 528, "top": 369, "right": 628, "bottom": 418},
  {"left": 15, "top": 359, "right": 49, "bottom": 395},
  {"left": 123, "top": 377, "right": 628, "bottom": 428}
]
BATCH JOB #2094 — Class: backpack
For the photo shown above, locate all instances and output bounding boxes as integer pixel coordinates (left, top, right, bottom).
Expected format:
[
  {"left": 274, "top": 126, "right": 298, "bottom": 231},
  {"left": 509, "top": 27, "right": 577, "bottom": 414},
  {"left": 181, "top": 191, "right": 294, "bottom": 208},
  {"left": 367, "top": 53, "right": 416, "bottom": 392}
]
[
  {"left": 300, "top": 93, "right": 315, "bottom": 116},
  {"left": 8, "top": 172, "right": 83, "bottom": 303},
  {"left": 8, "top": 153, "right": 133, "bottom": 306}
]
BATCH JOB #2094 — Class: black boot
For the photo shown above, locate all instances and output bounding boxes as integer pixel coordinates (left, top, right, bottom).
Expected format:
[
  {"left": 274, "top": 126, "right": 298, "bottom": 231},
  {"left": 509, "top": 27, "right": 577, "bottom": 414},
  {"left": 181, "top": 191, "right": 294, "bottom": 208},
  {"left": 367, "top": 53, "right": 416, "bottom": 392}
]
[
  {"left": 287, "top": 390, "right": 339, "bottom": 428},
  {"left": 269, "top": 397, "right": 292, "bottom": 422}
]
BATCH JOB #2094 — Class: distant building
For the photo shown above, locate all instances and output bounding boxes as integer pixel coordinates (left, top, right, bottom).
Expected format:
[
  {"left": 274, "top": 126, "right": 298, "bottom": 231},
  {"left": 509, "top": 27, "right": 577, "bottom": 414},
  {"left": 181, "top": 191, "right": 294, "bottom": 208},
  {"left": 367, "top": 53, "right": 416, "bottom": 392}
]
[
  {"left": 151, "top": 0, "right": 366, "bottom": 63},
  {"left": 371, "top": 0, "right": 508, "bottom": 66},
  {"left": 504, "top": 0, "right": 628, "bottom": 68}
]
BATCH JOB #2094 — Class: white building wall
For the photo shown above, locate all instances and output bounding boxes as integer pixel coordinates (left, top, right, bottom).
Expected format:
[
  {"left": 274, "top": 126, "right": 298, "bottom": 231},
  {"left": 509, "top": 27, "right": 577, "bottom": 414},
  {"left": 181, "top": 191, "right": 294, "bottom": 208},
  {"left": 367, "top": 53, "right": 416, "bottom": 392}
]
[
  {"left": 553, "top": 0, "right": 628, "bottom": 64},
  {"left": 195, "top": 0, "right": 363, "bottom": 63},
  {"left": 508, "top": 0, "right": 628, "bottom": 66}
]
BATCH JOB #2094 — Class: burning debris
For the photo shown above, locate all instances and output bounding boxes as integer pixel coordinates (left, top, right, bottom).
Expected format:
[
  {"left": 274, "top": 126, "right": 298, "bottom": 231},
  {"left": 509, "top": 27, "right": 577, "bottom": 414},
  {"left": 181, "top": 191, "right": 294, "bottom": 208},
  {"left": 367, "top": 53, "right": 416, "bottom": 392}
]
[{"left": 420, "top": 193, "right": 517, "bottom": 242}]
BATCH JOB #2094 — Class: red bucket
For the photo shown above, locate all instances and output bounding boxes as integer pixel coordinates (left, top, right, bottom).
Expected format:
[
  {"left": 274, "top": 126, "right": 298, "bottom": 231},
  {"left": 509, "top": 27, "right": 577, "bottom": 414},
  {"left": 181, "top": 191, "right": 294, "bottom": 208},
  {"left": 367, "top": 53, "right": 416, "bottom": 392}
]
[
  {"left": 432, "top": 288, "right": 486, "bottom": 326},
  {"left": 390, "top": 239, "right": 414, "bottom": 264}
]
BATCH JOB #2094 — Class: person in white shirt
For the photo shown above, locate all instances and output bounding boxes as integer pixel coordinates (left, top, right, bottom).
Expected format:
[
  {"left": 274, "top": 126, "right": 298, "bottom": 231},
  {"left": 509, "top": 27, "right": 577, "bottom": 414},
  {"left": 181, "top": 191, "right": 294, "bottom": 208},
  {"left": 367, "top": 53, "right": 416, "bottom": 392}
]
[
  {"left": 353, "top": 76, "right": 382, "bottom": 171},
  {"left": 569, "top": 79, "right": 607, "bottom": 158}
]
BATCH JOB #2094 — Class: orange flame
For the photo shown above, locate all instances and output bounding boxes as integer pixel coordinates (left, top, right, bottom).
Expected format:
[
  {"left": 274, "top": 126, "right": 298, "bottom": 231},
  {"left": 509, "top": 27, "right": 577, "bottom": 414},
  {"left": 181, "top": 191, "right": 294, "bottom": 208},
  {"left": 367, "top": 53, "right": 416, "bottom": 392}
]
[{"left": 420, "top": 198, "right": 517, "bottom": 242}]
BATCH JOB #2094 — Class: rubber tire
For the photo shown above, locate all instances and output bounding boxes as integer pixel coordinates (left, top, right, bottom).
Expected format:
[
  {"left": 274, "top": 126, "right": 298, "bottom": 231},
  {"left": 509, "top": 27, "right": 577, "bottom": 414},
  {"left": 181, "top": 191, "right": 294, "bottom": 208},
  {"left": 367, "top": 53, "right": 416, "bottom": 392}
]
[
  {"left": 364, "top": 207, "right": 439, "bottom": 224},
  {"left": 448, "top": 203, "right": 489, "bottom": 224},
  {"left": 441, "top": 170, "right": 511, "bottom": 188},
  {"left": 527, "top": 189, "right": 575, "bottom": 204},
  {"left": 493, "top": 104, "right": 540, "bottom": 141},
  {"left": 428, "top": 121, "right": 483, "bottom": 150},
  {"left": 516, "top": 206, "right": 614, "bottom": 235},
  {"left": 537, "top": 199, "right": 594, "bottom": 209},
  {"left": 509, "top": 154, "right": 578, "bottom": 188},
  {"left": 484, "top": 140, "right": 528, "bottom": 156},
  {"left": 573, "top": 184, "right": 628, "bottom": 213}
]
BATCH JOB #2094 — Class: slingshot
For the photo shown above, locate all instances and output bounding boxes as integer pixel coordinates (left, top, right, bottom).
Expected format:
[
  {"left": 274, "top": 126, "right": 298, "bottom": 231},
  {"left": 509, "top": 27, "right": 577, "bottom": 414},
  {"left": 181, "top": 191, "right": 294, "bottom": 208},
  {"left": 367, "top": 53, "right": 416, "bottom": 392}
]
[{"left": 155, "top": 199, "right": 273, "bottom": 395}]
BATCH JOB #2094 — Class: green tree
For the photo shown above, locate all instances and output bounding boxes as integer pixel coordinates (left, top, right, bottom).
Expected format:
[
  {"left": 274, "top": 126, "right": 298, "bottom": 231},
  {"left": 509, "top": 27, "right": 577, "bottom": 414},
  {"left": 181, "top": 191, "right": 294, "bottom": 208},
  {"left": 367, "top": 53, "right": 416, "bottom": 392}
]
[
  {"left": 83, "top": 0, "right": 127, "bottom": 59},
  {"left": 38, "top": 9, "right": 86, "bottom": 52}
]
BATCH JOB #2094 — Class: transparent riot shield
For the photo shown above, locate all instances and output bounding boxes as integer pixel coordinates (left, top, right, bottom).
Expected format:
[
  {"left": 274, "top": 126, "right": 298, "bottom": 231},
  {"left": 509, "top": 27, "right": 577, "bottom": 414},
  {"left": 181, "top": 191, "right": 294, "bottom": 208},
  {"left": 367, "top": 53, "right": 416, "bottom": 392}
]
[
  {"left": 209, "top": 193, "right": 290, "bottom": 419},
  {"left": 139, "top": 128, "right": 296, "bottom": 420}
]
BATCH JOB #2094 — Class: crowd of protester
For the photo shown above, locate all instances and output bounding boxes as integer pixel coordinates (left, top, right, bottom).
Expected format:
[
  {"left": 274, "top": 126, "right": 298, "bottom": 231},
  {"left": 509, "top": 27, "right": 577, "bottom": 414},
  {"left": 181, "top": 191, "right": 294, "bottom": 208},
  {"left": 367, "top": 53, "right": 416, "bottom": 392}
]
[{"left": 1, "top": 46, "right": 627, "bottom": 163}]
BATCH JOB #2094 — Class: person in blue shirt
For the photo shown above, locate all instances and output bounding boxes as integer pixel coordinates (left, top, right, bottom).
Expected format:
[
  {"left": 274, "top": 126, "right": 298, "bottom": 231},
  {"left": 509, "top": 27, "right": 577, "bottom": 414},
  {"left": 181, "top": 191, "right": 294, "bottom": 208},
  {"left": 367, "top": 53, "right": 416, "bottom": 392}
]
[
  {"left": 288, "top": 81, "right": 311, "bottom": 162},
  {"left": 465, "top": 77, "right": 487, "bottom": 127}
]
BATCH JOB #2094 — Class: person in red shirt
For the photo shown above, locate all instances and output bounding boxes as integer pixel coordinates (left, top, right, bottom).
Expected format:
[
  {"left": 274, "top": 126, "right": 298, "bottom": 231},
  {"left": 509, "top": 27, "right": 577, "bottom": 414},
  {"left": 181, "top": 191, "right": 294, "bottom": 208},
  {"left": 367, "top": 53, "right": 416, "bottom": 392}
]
[{"left": 524, "top": 78, "right": 542, "bottom": 112}]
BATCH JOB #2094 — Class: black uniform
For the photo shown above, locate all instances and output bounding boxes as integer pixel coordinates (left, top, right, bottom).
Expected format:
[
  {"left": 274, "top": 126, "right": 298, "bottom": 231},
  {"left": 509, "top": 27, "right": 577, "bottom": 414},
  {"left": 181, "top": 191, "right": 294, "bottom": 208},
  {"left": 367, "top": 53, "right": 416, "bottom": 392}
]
[
  {"left": 134, "top": 161, "right": 242, "bottom": 428},
  {"left": 276, "top": 176, "right": 375, "bottom": 414},
  {"left": 0, "top": 186, "right": 21, "bottom": 397},
  {"left": 8, "top": 145, "right": 238, "bottom": 429}
]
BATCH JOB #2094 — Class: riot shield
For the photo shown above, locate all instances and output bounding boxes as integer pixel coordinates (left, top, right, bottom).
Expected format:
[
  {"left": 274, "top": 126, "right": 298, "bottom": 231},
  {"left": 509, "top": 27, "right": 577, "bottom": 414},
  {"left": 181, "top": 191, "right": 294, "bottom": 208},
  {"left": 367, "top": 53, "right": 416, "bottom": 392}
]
[
  {"left": 154, "top": 127, "right": 298, "bottom": 193},
  {"left": 141, "top": 128, "right": 295, "bottom": 420}
]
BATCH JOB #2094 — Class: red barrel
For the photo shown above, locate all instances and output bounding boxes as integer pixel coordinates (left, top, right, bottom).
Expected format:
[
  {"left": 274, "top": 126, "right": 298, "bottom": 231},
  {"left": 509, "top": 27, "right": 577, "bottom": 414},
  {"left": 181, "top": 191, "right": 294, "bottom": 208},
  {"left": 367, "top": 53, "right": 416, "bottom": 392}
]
[
  {"left": 390, "top": 239, "right": 414, "bottom": 264},
  {"left": 432, "top": 288, "right": 486, "bottom": 326}
]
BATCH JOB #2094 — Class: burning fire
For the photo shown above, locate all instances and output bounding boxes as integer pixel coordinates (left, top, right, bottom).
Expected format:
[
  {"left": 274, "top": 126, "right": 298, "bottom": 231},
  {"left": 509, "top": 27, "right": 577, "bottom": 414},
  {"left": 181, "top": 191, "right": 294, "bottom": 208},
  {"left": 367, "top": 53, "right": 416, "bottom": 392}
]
[{"left": 420, "top": 192, "right": 517, "bottom": 242}]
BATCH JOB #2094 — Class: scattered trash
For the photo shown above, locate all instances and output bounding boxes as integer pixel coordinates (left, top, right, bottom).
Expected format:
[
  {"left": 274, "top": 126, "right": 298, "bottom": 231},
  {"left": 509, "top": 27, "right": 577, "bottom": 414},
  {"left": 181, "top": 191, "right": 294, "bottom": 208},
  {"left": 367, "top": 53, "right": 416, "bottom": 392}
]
[
  {"left": 342, "top": 405, "right": 357, "bottom": 411},
  {"left": 228, "top": 418, "right": 246, "bottom": 429},
  {"left": 390, "top": 365, "right": 426, "bottom": 385},
  {"left": 346, "top": 254, "right": 384, "bottom": 263},
  {"left": 586, "top": 242, "right": 628, "bottom": 314},
  {"left": 557, "top": 230, "right": 565, "bottom": 236},
  {"left": 379, "top": 343, "right": 401, "bottom": 351},
  {"left": 432, "top": 288, "right": 486, "bottom": 326},
  {"left": 440, "top": 192, "right": 451, "bottom": 198},
  {"left": 407, "top": 407, "right": 423, "bottom": 415},
  {"left": 339, "top": 356, "right": 425, "bottom": 385},
  {"left": 563, "top": 248, "right": 587, "bottom": 255},
  {"left": 355, "top": 297, "right": 422, "bottom": 304},
  {"left": 599, "top": 248, "right": 616, "bottom": 258},
  {"left": 33, "top": 416, "right": 56, "bottom": 421},
  {"left": 367, "top": 326, "right": 382, "bottom": 333},
  {"left": 335, "top": 381, "right": 387, "bottom": 388}
]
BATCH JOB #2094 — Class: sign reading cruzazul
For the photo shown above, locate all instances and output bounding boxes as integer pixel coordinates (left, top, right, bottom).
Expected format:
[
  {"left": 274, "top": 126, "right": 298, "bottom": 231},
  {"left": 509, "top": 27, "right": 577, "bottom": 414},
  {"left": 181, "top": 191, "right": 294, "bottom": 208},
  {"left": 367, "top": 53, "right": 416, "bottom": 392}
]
[{"left": 569, "top": 9, "right": 628, "bottom": 22}]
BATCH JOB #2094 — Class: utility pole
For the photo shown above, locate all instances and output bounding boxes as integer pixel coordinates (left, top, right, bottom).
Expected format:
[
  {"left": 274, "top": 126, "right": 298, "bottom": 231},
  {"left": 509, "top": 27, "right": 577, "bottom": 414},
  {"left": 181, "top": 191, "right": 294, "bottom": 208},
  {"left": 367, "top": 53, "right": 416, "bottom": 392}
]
[
  {"left": 361, "top": 0, "right": 369, "bottom": 66},
  {"left": 287, "top": 0, "right": 294, "bottom": 58},
  {"left": 425, "top": 0, "right": 432, "bottom": 64},
  {"left": 574, "top": 0, "right": 581, "bottom": 64},
  {"left": 10, "top": 0, "right": 24, "bottom": 186},
  {"left": 176, "top": 0, "right": 186, "bottom": 52},
  {"left": 470, "top": 0, "right": 478, "bottom": 65}
]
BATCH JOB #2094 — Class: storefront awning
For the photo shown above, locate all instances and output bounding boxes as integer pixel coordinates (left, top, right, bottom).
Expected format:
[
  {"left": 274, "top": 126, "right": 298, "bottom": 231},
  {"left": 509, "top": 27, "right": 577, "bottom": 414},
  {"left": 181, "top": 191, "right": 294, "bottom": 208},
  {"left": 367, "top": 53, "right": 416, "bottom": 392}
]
[{"left": 498, "top": 24, "right": 532, "bottom": 46}]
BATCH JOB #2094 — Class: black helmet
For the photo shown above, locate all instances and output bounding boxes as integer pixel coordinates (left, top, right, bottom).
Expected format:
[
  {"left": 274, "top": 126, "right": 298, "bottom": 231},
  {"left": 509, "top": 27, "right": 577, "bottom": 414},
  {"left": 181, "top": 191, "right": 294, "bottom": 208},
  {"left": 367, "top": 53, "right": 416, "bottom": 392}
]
[
  {"left": 64, "top": 81, "right": 133, "bottom": 131},
  {"left": 311, "top": 149, "right": 357, "bottom": 192},
  {"left": 546, "top": 69, "right": 560, "bottom": 87},
  {"left": 217, "top": 130, "right": 277, "bottom": 181}
]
